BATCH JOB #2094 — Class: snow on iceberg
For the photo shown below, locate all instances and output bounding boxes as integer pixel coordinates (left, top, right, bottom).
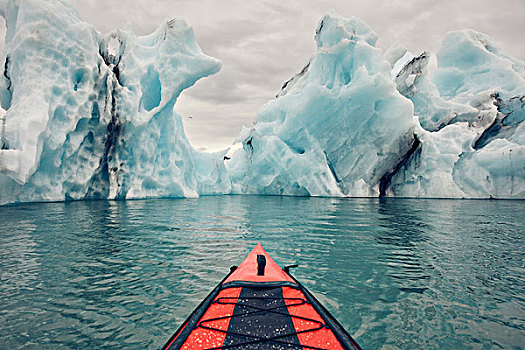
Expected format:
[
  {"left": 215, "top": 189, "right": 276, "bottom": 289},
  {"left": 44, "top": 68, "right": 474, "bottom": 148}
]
[
  {"left": 0, "top": 0, "right": 229, "bottom": 205},
  {"left": 228, "top": 11, "right": 416, "bottom": 197}
]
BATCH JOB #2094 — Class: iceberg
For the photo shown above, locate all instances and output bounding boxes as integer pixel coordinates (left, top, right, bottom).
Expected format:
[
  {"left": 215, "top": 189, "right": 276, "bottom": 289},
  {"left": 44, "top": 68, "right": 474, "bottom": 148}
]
[
  {"left": 228, "top": 12, "right": 416, "bottom": 197},
  {"left": 229, "top": 15, "right": 525, "bottom": 199},
  {"left": 0, "top": 1, "right": 523, "bottom": 204},
  {"left": 0, "top": 0, "right": 229, "bottom": 205},
  {"left": 387, "top": 30, "right": 525, "bottom": 198}
]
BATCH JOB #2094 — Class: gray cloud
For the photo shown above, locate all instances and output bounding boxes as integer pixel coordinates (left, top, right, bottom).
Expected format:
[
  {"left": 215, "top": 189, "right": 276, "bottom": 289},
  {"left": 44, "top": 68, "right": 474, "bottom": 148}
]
[{"left": 3, "top": 1, "right": 525, "bottom": 151}]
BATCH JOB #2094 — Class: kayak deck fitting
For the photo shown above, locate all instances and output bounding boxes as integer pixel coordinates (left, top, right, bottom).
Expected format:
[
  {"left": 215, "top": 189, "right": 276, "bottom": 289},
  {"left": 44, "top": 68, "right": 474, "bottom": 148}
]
[{"left": 162, "top": 243, "right": 361, "bottom": 350}]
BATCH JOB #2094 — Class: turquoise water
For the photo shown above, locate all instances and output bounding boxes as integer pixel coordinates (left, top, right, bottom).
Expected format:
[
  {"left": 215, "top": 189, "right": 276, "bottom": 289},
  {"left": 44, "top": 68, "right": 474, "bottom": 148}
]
[{"left": 0, "top": 196, "right": 523, "bottom": 349}]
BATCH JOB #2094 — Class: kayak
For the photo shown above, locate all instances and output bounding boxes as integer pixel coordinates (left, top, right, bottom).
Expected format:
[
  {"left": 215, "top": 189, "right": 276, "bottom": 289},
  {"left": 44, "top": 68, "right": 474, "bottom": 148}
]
[{"left": 162, "top": 243, "right": 361, "bottom": 350}]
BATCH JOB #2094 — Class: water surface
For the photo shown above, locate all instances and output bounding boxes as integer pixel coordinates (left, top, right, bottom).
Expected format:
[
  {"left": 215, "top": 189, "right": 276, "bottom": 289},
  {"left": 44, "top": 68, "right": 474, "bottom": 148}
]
[{"left": 0, "top": 196, "right": 523, "bottom": 349}]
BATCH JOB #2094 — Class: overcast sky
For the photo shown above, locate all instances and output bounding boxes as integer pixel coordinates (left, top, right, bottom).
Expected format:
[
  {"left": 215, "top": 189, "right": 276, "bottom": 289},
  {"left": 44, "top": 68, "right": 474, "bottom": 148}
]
[{"left": 6, "top": 1, "right": 525, "bottom": 151}]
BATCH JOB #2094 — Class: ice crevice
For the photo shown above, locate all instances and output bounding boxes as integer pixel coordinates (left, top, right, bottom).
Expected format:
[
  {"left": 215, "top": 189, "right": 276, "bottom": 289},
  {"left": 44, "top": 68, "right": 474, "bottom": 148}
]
[
  {"left": 86, "top": 39, "right": 125, "bottom": 199},
  {"left": 379, "top": 134, "right": 421, "bottom": 197},
  {"left": 2, "top": 55, "right": 11, "bottom": 110},
  {"left": 473, "top": 94, "right": 525, "bottom": 150}
]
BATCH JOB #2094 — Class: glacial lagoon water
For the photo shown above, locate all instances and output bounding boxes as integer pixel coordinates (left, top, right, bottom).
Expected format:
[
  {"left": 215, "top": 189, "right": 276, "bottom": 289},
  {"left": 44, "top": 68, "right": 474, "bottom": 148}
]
[{"left": 0, "top": 196, "right": 523, "bottom": 349}]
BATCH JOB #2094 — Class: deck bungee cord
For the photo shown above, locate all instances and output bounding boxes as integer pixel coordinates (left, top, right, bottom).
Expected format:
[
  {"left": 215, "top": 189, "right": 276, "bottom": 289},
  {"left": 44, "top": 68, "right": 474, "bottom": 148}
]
[{"left": 162, "top": 243, "right": 361, "bottom": 350}]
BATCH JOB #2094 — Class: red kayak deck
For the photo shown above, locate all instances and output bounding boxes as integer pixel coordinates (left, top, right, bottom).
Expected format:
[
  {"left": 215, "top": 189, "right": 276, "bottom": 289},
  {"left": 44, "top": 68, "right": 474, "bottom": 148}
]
[{"left": 163, "top": 243, "right": 361, "bottom": 350}]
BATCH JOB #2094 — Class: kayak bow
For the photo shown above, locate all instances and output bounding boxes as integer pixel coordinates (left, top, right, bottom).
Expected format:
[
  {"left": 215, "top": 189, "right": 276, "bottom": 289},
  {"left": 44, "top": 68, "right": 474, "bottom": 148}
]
[{"left": 162, "top": 243, "right": 361, "bottom": 350}]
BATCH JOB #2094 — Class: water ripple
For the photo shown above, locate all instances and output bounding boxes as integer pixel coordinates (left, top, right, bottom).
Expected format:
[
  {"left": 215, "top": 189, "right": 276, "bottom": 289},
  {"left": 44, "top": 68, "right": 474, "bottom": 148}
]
[{"left": 0, "top": 197, "right": 523, "bottom": 349}]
